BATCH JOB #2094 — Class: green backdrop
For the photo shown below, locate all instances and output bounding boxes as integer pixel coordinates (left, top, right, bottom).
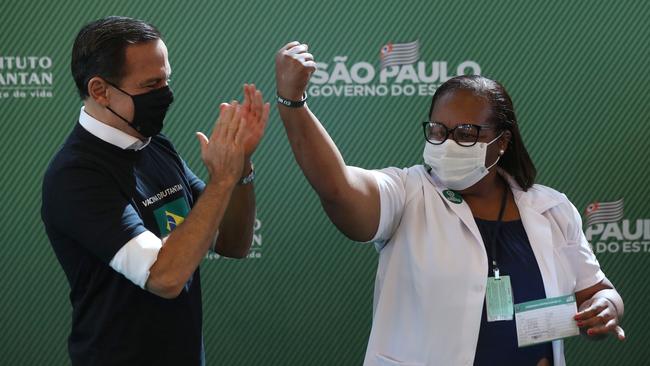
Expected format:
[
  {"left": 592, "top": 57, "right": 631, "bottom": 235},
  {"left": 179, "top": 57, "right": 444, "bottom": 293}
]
[{"left": 1, "top": 0, "right": 648, "bottom": 364}]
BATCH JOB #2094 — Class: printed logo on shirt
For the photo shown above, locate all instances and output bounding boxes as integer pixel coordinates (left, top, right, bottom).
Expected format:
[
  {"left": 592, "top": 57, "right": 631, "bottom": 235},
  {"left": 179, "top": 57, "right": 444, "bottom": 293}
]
[
  {"left": 442, "top": 189, "right": 463, "bottom": 204},
  {"left": 165, "top": 211, "right": 185, "bottom": 232},
  {"left": 142, "top": 184, "right": 184, "bottom": 207},
  {"left": 583, "top": 198, "right": 650, "bottom": 254},
  {"left": 153, "top": 197, "right": 190, "bottom": 236}
]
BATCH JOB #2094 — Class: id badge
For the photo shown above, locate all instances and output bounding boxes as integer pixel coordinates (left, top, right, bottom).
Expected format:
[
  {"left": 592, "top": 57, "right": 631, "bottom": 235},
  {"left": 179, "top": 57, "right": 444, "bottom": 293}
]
[{"left": 486, "top": 275, "right": 514, "bottom": 322}]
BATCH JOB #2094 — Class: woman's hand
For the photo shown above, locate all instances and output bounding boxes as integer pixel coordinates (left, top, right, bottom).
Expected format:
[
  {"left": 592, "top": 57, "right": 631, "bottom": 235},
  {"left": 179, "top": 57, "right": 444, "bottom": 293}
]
[{"left": 575, "top": 296, "right": 625, "bottom": 341}]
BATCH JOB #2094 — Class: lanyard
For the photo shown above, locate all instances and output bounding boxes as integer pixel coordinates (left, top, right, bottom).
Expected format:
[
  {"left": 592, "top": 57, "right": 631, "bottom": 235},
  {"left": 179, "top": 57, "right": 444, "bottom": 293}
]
[{"left": 490, "top": 182, "right": 509, "bottom": 280}]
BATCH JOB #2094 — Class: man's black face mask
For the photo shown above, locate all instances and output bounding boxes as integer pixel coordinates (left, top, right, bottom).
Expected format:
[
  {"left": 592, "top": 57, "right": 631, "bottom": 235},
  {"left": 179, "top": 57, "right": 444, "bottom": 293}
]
[{"left": 106, "top": 80, "right": 174, "bottom": 137}]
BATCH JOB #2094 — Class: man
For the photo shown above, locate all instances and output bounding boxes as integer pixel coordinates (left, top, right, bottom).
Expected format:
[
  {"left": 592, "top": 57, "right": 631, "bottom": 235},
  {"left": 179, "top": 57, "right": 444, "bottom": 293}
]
[{"left": 41, "top": 16, "right": 269, "bottom": 365}]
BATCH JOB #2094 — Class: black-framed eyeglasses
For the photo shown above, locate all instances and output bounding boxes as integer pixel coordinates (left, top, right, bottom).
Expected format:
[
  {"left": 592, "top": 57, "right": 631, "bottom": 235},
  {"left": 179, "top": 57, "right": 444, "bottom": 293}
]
[{"left": 422, "top": 121, "right": 499, "bottom": 147}]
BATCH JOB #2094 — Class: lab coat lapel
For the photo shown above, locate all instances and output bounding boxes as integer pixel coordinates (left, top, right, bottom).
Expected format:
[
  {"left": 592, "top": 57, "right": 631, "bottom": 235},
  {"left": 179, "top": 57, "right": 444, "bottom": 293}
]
[
  {"left": 429, "top": 178, "right": 485, "bottom": 247},
  {"left": 514, "top": 192, "right": 561, "bottom": 298}
]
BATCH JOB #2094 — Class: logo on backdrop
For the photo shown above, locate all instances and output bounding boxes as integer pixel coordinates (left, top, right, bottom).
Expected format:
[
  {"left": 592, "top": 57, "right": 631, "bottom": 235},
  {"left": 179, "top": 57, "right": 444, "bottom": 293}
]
[
  {"left": 309, "top": 40, "right": 481, "bottom": 97},
  {"left": 380, "top": 40, "right": 420, "bottom": 69},
  {"left": 0, "top": 56, "right": 54, "bottom": 99},
  {"left": 583, "top": 198, "right": 650, "bottom": 254},
  {"left": 205, "top": 217, "right": 263, "bottom": 260}
]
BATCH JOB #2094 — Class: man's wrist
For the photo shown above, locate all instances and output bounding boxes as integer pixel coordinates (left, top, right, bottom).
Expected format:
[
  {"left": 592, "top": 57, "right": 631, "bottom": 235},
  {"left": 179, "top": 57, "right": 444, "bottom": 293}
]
[
  {"left": 238, "top": 161, "right": 255, "bottom": 185},
  {"left": 242, "top": 159, "right": 252, "bottom": 173}
]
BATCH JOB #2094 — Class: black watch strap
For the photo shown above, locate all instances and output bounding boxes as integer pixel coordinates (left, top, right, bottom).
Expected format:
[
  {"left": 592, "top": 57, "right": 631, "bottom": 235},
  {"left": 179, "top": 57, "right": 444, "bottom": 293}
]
[{"left": 277, "top": 92, "right": 307, "bottom": 108}]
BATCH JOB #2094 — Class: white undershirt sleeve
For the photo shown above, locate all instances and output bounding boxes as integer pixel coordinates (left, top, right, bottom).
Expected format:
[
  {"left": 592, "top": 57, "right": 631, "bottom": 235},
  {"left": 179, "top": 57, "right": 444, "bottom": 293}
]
[{"left": 109, "top": 230, "right": 163, "bottom": 289}]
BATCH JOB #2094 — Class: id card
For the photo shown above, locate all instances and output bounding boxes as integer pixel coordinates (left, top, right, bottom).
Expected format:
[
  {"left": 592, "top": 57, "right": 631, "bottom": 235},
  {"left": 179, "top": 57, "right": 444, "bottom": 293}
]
[
  {"left": 515, "top": 294, "right": 580, "bottom": 347},
  {"left": 486, "top": 275, "right": 514, "bottom": 322}
]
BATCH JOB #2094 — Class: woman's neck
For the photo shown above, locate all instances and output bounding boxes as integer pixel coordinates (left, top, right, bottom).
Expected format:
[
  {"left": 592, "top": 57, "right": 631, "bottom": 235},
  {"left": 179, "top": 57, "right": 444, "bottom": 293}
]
[{"left": 461, "top": 172, "right": 520, "bottom": 221}]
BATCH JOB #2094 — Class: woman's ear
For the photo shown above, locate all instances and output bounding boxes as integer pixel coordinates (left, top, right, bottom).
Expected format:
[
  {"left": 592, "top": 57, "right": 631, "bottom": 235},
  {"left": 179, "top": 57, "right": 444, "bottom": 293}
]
[
  {"left": 500, "top": 130, "right": 512, "bottom": 154},
  {"left": 87, "top": 76, "right": 110, "bottom": 106}
]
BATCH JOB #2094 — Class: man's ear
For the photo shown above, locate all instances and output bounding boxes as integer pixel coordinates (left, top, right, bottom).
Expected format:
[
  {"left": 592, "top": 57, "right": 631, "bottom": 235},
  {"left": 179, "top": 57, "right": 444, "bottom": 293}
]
[{"left": 87, "top": 76, "right": 110, "bottom": 106}]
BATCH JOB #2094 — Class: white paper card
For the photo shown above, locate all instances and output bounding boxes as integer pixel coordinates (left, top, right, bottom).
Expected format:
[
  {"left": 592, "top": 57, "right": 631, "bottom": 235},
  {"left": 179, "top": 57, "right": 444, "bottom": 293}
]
[{"left": 514, "top": 294, "right": 580, "bottom": 347}]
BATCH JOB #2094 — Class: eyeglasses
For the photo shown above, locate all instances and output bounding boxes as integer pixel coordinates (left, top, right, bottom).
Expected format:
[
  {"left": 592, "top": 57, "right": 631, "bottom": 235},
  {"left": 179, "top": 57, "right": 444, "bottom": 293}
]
[{"left": 422, "top": 121, "right": 500, "bottom": 147}]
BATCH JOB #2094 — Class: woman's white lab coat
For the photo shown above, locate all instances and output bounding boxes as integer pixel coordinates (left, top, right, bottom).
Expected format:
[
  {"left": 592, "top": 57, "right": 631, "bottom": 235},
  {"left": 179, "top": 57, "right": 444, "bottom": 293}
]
[{"left": 364, "top": 165, "right": 604, "bottom": 366}]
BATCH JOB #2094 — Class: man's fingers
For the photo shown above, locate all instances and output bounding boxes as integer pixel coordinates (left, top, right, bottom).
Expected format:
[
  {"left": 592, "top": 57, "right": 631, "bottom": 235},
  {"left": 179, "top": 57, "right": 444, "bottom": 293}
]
[
  {"left": 234, "top": 105, "right": 250, "bottom": 147},
  {"left": 241, "top": 84, "right": 253, "bottom": 121},
  {"left": 261, "top": 102, "right": 270, "bottom": 126},
  {"left": 243, "top": 83, "right": 254, "bottom": 109},
  {"left": 235, "top": 117, "right": 246, "bottom": 146},
  {"left": 223, "top": 102, "right": 235, "bottom": 121},
  {"left": 211, "top": 103, "right": 230, "bottom": 140},
  {"left": 227, "top": 102, "right": 242, "bottom": 141},
  {"left": 195, "top": 132, "right": 209, "bottom": 154},
  {"left": 218, "top": 102, "right": 236, "bottom": 139},
  {"left": 252, "top": 89, "right": 263, "bottom": 120},
  {"left": 246, "top": 102, "right": 269, "bottom": 141},
  {"left": 258, "top": 103, "right": 271, "bottom": 131},
  {"left": 252, "top": 102, "right": 270, "bottom": 136}
]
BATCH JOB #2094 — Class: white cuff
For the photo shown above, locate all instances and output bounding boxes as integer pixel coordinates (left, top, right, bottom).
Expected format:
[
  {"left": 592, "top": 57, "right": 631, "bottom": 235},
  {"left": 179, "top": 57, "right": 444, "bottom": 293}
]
[{"left": 109, "top": 231, "right": 162, "bottom": 289}]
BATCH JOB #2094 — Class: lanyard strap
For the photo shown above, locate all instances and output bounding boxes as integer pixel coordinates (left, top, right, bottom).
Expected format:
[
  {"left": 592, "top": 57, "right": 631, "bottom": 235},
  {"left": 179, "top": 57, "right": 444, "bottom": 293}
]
[{"left": 491, "top": 181, "right": 509, "bottom": 279}]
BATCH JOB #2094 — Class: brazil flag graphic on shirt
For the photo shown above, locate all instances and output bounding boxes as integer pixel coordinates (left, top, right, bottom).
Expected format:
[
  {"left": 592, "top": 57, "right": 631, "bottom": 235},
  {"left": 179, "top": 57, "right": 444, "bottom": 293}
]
[{"left": 153, "top": 197, "right": 190, "bottom": 236}]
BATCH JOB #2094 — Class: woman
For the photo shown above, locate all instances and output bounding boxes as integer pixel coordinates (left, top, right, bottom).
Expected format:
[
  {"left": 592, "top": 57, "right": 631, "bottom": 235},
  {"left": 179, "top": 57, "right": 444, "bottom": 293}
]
[{"left": 275, "top": 42, "right": 625, "bottom": 366}]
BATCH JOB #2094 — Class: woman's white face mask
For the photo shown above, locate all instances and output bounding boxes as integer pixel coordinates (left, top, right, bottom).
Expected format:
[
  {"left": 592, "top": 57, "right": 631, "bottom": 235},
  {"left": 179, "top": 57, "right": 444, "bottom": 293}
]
[{"left": 423, "top": 133, "right": 503, "bottom": 191}]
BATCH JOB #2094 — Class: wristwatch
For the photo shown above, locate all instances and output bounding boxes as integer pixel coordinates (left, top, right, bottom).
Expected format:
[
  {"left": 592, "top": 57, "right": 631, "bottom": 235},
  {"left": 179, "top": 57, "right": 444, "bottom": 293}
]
[{"left": 238, "top": 162, "right": 255, "bottom": 185}]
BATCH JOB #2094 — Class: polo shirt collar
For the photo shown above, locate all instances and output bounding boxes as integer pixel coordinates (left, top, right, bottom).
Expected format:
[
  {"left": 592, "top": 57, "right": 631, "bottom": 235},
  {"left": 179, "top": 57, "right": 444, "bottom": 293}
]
[{"left": 78, "top": 106, "right": 150, "bottom": 151}]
